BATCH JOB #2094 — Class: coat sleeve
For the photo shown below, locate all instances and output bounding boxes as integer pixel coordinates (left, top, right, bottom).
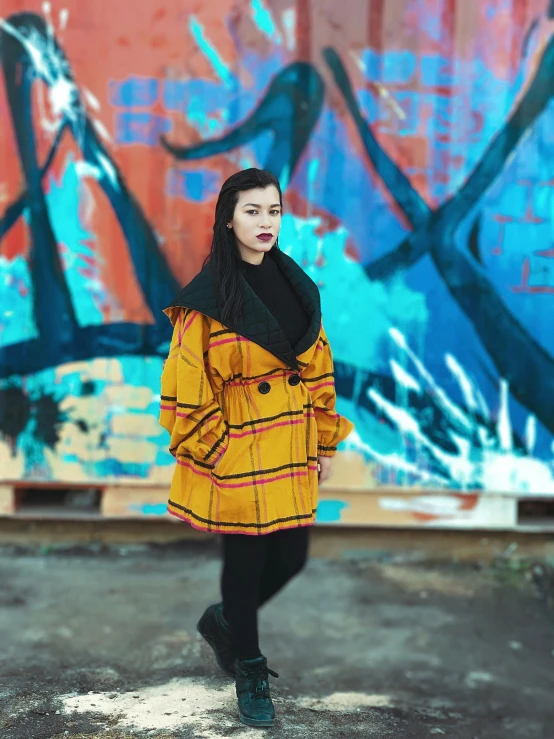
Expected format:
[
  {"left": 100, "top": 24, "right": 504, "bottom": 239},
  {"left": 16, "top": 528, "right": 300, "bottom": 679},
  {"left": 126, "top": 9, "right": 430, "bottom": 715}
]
[
  {"left": 159, "top": 308, "right": 228, "bottom": 468},
  {"left": 303, "top": 322, "right": 354, "bottom": 458}
]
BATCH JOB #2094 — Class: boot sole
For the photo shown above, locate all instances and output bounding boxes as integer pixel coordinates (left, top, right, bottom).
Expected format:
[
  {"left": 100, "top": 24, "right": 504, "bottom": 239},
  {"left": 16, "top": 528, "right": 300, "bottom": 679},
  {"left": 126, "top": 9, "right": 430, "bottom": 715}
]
[
  {"left": 196, "top": 619, "right": 236, "bottom": 678},
  {"left": 239, "top": 711, "right": 275, "bottom": 728}
]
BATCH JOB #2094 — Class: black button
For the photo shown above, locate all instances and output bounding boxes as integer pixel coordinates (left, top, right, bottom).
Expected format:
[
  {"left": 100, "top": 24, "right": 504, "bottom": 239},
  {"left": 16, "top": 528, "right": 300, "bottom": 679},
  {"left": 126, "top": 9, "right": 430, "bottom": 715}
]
[
  {"left": 258, "top": 381, "right": 271, "bottom": 394},
  {"left": 288, "top": 374, "right": 301, "bottom": 386}
]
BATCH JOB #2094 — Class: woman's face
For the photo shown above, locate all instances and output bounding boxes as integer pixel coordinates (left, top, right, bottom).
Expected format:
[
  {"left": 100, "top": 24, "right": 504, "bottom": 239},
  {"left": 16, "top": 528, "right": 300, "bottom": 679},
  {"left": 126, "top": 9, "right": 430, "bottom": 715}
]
[{"left": 228, "top": 186, "right": 282, "bottom": 264}]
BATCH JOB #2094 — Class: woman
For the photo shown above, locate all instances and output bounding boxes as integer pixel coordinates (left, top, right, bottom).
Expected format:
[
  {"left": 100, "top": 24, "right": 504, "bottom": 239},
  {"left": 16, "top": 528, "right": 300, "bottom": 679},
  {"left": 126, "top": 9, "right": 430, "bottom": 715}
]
[{"left": 159, "top": 168, "right": 353, "bottom": 728}]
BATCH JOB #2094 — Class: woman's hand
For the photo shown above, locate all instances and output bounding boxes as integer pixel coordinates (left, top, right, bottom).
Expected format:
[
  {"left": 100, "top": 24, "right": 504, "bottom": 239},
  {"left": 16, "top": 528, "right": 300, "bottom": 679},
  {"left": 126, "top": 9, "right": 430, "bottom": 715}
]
[{"left": 317, "top": 455, "right": 332, "bottom": 484}]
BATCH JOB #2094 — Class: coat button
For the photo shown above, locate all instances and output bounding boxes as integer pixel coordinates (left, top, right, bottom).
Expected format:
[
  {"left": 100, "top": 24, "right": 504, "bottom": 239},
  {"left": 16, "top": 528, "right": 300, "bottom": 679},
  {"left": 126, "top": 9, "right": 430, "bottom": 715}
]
[
  {"left": 258, "top": 381, "right": 271, "bottom": 394},
  {"left": 288, "top": 374, "right": 301, "bottom": 386}
]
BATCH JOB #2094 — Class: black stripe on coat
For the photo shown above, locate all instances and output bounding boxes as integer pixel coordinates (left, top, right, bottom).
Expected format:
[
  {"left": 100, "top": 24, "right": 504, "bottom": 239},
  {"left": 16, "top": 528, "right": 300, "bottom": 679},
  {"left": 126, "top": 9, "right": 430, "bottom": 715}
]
[
  {"left": 168, "top": 500, "right": 317, "bottom": 529},
  {"left": 204, "top": 428, "right": 228, "bottom": 461},
  {"left": 176, "top": 454, "right": 319, "bottom": 479},
  {"left": 303, "top": 373, "right": 334, "bottom": 383},
  {"left": 212, "top": 458, "right": 319, "bottom": 481},
  {"left": 227, "top": 406, "right": 313, "bottom": 430}
]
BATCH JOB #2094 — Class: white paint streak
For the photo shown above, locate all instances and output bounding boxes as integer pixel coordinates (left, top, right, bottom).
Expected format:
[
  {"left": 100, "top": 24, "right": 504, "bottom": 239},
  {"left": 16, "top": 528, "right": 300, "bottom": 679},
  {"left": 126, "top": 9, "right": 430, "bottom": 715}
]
[
  {"left": 97, "top": 151, "right": 119, "bottom": 189},
  {"left": 390, "top": 360, "right": 421, "bottom": 394},
  {"left": 348, "top": 49, "right": 366, "bottom": 73},
  {"left": 389, "top": 328, "right": 472, "bottom": 431},
  {"left": 92, "top": 118, "right": 112, "bottom": 143},
  {"left": 361, "top": 329, "right": 554, "bottom": 495},
  {"left": 497, "top": 379, "right": 512, "bottom": 452},
  {"left": 49, "top": 76, "right": 76, "bottom": 118},
  {"left": 281, "top": 8, "right": 296, "bottom": 51},
  {"left": 42, "top": 2, "right": 54, "bottom": 49},
  {"left": 59, "top": 8, "right": 69, "bottom": 31},
  {"left": 0, "top": 17, "right": 81, "bottom": 133},
  {"left": 369, "top": 388, "right": 420, "bottom": 438},
  {"left": 344, "top": 430, "right": 450, "bottom": 487},
  {"left": 80, "top": 180, "right": 96, "bottom": 227},
  {"left": 368, "top": 388, "right": 474, "bottom": 487},
  {"left": 525, "top": 414, "right": 536, "bottom": 455},
  {"left": 74, "top": 161, "right": 102, "bottom": 180},
  {"left": 375, "top": 81, "right": 406, "bottom": 119},
  {"left": 475, "top": 388, "right": 491, "bottom": 420},
  {"left": 445, "top": 353, "right": 478, "bottom": 412},
  {"left": 379, "top": 495, "right": 465, "bottom": 516},
  {"left": 0, "top": 20, "right": 51, "bottom": 80},
  {"left": 84, "top": 88, "right": 101, "bottom": 111}
]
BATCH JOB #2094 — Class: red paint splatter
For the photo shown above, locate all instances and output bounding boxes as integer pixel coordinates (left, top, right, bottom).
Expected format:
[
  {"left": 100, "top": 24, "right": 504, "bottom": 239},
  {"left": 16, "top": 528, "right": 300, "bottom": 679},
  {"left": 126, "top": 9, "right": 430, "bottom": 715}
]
[
  {"left": 512, "top": 257, "right": 554, "bottom": 294},
  {"left": 344, "top": 238, "right": 361, "bottom": 262}
]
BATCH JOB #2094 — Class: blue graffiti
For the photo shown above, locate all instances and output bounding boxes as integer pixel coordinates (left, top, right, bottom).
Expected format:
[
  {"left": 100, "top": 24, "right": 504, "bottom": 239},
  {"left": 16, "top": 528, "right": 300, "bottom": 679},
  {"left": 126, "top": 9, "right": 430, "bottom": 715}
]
[
  {"left": 167, "top": 169, "right": 220, "bottom": 202},
  {"left": 109, "top": 76, "right": 160, "bottom": 107},
  {"left": 115, "top": 112, "right": 172, "bottom": 146}
]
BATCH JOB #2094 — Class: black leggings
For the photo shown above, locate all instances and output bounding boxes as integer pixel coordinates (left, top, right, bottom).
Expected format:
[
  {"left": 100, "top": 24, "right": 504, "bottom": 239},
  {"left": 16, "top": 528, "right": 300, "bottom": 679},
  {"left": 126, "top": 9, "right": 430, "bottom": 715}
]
[{"left": 220, "top": 526, "right": 310, "bottom": 660}]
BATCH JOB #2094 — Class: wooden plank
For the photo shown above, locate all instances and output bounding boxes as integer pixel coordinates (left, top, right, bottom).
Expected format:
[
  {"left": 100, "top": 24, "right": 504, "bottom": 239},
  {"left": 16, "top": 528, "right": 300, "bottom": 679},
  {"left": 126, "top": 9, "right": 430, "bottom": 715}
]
[
  {"left": 317, "top": 489, "right": 518, "bottom": 530},
  {"left": 0, "top": 485, "right": 16, "bottom": 516},
  {"left": 2, "top": 479, "right": 552, "bottom": 532}
]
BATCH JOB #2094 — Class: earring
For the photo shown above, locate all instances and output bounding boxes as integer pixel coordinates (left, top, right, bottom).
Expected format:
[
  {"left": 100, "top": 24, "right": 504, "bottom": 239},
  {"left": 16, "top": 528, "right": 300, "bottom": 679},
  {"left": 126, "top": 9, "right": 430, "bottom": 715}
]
[{"left": 227, "top": 224, "right": 232, "bottom": 229}]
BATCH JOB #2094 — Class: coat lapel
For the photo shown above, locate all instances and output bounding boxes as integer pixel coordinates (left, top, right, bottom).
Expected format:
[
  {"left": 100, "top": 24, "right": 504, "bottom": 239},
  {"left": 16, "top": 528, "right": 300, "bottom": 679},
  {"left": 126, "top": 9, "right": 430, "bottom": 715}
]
[{"left": 165, "top": 248, "right": 321, "bottom": 371}]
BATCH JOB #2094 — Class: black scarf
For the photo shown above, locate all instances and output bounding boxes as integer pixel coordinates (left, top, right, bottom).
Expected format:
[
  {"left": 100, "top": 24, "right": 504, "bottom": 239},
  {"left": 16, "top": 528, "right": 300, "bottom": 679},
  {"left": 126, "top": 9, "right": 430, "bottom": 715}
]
[{"left": 166, "top": 248, "right": 322, "bottom": 371}]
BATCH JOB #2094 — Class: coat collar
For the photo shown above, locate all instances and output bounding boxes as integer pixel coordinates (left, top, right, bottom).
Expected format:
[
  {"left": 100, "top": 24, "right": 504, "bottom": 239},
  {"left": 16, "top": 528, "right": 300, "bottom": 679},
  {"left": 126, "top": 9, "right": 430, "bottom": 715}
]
[{"left": 165, "top": 248, "right": 321, "bottom": 371}]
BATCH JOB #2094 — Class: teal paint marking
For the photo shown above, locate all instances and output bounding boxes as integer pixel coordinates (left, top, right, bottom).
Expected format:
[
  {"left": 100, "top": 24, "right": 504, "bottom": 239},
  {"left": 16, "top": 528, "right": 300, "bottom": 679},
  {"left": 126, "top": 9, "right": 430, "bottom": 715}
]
[
  {"left": 279, "top": 164, "right": 290, "bottom": 192},
  {"left": 308, "top": 158, "right": 319, "bottom": 187},
  {"left": 316, "top": 499, "right": 350, "bottom": 523},
  {"left": 129, "top": 503, "right": 168, "bottom": 516},
  {"left": 0, "top": 254, "right": 38, "bottom": 348},
  {"left": 251, "top": 0, "right": 282, "bottom": 44},
  {"left": 45, "top": 153, "right": 104, "bottom": 327},
  {"left": 189, "top": 17, "right": 237, "bottom": 89},
  {"left": 280, "top": 213, "right": 429, "bottom": 372}
]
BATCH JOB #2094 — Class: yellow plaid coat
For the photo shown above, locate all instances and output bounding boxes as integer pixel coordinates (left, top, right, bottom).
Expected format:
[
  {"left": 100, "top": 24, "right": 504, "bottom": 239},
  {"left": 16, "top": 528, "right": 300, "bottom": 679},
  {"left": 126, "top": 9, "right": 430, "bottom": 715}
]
[{"left": 159, "top": 248, "right": 353, "bottom": 535}]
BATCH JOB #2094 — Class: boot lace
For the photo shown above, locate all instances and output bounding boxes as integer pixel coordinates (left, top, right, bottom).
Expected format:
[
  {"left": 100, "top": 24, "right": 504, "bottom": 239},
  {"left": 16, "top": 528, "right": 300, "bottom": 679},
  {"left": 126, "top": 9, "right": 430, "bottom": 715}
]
[{"left": 247, "top": 662, "right": 279, "bottom": 700}]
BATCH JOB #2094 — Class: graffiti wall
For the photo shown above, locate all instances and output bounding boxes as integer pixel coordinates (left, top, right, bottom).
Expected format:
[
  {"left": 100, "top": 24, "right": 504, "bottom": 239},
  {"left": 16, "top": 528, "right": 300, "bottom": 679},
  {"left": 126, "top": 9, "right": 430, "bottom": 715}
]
[{"left": 2, "top": 0, "right": 554, "bottom": 518}]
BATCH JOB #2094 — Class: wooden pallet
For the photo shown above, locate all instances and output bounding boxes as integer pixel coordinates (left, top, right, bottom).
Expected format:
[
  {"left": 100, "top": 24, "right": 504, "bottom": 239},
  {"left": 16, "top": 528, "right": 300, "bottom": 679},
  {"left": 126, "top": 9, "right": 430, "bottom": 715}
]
[{"left": 1, "top": 480, "right": 554, "bottom": 531}]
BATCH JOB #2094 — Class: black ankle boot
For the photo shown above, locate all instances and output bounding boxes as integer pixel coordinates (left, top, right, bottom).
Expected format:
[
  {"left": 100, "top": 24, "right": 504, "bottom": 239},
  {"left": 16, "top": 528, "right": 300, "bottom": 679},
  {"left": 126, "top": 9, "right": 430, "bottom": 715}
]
[
  {"left": 234, "top": 654, "right": 279, "bottom": 728},
  {"left": 196, "top": 602, "right": 235, "bottom": 678}
]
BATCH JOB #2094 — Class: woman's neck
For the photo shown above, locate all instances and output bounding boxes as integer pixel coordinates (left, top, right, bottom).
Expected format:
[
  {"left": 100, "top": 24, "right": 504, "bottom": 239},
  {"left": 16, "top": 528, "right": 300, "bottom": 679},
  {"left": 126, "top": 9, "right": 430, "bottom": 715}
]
[
  {"left": 238, "top": 242, "right": 270, "bottom": 265},
  {"left": 240, "top": 253, "right": 265, "bottom": 266}
]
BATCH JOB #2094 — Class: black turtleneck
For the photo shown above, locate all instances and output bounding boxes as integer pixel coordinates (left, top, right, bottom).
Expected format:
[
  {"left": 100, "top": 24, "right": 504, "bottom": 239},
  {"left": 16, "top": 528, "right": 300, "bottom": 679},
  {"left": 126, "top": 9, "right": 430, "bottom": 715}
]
[{"left": 241, "top": 252, "right": 311, "bottom": 349}]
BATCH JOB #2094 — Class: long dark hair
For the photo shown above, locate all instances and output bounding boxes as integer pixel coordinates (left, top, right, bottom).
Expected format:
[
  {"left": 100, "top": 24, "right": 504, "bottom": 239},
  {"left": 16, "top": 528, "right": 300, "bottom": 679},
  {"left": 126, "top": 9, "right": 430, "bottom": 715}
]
[{"left": 204, "top": 168, "right": 283, "bottom": 327}]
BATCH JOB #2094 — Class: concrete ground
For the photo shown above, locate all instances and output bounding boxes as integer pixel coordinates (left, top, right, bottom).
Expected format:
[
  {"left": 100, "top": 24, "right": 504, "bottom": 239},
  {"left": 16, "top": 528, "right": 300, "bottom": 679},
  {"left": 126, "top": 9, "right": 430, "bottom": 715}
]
[{"left": 0, "top": 534, "right": 553, "bottom": 739}]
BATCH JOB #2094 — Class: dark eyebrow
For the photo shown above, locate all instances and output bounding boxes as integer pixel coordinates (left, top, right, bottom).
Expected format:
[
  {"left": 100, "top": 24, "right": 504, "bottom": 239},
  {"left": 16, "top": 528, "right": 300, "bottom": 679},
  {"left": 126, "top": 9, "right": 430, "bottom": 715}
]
[{"left": 243, "top": 203, "right": 281, "bottom": 209}]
